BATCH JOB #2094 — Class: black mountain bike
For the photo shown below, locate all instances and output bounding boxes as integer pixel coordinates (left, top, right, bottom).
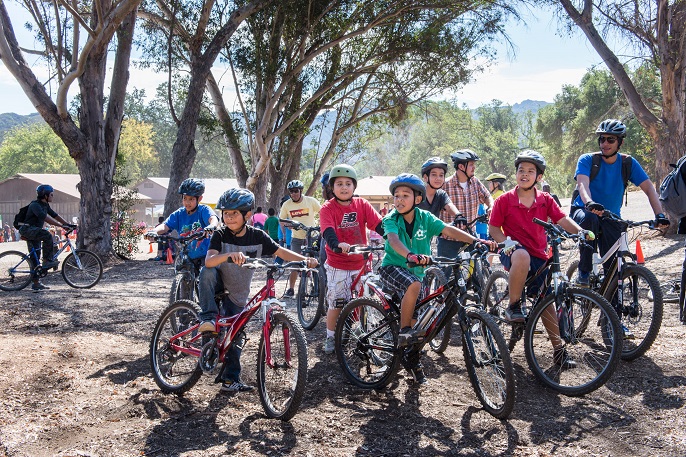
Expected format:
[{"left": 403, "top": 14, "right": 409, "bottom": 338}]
[
  {"left": 482, "top": 218, "right": 623, "bottom": 396},
  {"left": 151, "top": 231, "right": 206, "bottom": 305}
]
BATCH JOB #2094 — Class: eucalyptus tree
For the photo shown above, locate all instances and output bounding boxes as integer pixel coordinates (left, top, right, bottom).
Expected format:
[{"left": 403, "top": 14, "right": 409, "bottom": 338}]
[
  {"left": 549, "top": 0, "right": 685, "bottom": 182},
  {"left": 0, "top": 0, "right": 141, "bottom": 256}
]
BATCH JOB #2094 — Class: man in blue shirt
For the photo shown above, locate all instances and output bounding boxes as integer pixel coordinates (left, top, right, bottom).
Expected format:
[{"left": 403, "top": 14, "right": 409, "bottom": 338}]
[{"left": 571, "top": 119, "right": 669, "bottom": 286}]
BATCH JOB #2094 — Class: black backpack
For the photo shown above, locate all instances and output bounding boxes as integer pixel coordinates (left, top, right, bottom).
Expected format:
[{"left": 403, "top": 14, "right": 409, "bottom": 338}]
[
  {"left": 571, "top": 152, "right": 633, "bottom": 205},
  {"left": 659, "top": 155, "right": 686, "bottom": 219},
  {"left": 13, "top": 204, "right": 29, "bottom": 230}
]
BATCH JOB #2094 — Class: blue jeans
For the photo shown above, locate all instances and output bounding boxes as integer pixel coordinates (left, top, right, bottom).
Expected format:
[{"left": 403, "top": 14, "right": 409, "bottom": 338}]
[
  {"left": 197, "top": 266, "right": 244, "bottom": 382},
  {"left": 571, "top": 207, "right": 622, "bottom": 274}
]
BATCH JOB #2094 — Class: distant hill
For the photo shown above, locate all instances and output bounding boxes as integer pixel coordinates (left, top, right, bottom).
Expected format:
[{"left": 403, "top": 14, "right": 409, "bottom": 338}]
[
  {"left": 510, "top": 99, "right": 550, "bottom": 115},
  {"left": 0, "top": 112, "right": 45, "bottom": 142}
]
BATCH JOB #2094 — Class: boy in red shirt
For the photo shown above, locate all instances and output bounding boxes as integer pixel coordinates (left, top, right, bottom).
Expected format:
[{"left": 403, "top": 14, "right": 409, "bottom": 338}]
[
  {"left": 489, "top": 150, "right": 592, "bottom": 368},
  {"left": 319, "top": 164, "right": 384, "bottom": 354}
]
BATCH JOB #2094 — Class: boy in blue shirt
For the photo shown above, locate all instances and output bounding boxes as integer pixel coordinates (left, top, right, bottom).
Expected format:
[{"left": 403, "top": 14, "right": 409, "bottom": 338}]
[{"left": 379, "top": 174, "right": 488, "bottom": 384}]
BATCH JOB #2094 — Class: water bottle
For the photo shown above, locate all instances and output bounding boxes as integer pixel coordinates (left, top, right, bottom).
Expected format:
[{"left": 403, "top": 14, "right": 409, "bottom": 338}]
[
  {"left": 592, "top": 253, "right": 601, "bottom": 275},
  {"left": 414, "top": 304, "right": 437, "bottom": 332}
]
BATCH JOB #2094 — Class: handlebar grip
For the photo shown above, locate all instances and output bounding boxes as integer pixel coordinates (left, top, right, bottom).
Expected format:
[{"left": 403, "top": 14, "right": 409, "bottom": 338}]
[
  {"left": 406, "top": 258, "right": 434, "bottom": 268},
  {"left": 532, "top": 217, "right": 551, "bottom": 229}
]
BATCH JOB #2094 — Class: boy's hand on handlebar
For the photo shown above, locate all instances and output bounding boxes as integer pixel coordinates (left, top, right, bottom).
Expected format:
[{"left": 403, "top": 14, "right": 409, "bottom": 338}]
[
  {"left": 406, "top": 252, "right": 430, "bottom": 265},
  {"left": 227, "top": 252, "right": 246, "bottom": 265},
  {"left": 585, "top": 200, "right": 605, "bottom": 215},
  {"left": 476, "top": 239, "right": 498, "bottom": 252},
  {"left": 654, "top": 213, "right": 670, "bottom": 229},
  {"left": 452, "top": 215, "right": 468, "bottom": 227},
  {"left": 203, "top": 226, "right": 216, "bottom": 237},
  {"left": 338, "top": 242, "right": 351, "bottom": 254},
  {"left": 305, "top": 257, "right": 319, "bottom": 269},
  {"left": 144, "top": 231, "right": 158, "bottom": 240},
  {"left": 578, "top": 229, "right": 595, "bottom": 241}
]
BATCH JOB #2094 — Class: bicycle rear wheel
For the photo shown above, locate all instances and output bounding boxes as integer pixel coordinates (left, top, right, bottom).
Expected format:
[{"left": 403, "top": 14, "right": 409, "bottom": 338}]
[
  {"left": 61, "top": 249, "right": 103, "bottom": 288},
  {"left": 606, "top": 265, "right": 663, "bottom": 361},
  {"left": 257, "top": 311, "right": 308, "bottom": 421},
  {"left": 461, "top": 307, "right": 515, "bottom": 419},
  {"left": 424, "top": 267, "right": 451, "bottom": 353},
  {"left": 335, "top": 297, "right": 400, "bottom": 389},
  {"left": 524, "top": 288, "right": 622, "bottom": 396},
  {"left": 0, "top": 251, "right": 33, "bottom": 291},
  {"left": 482, "top": 270, "right": 519, "bottom": 352},
  {"left": 297, "top": 269, "right": 322, "bottom": 330},
  {"left": 149, "top": 300, "right": 203, "bottom": 394},
  {"left": 169, "top": 271, "right": 197, "bottom": 305}
]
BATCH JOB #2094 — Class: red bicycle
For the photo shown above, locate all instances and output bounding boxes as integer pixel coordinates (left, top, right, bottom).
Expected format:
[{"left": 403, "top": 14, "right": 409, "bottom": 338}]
[{"left": 149, "top": 258, "right": 309, "bottom": 421}]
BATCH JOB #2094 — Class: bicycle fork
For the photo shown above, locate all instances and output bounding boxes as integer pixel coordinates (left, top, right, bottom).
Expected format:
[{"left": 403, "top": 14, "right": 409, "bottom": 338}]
[{"left": 261, "top": 301, "right": 292, "bottom": 369}]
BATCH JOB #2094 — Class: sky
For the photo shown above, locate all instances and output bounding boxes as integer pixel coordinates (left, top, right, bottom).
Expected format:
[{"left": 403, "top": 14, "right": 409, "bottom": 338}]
[{"left": 0, "top": 6, "right": 605, "bottom": 116}]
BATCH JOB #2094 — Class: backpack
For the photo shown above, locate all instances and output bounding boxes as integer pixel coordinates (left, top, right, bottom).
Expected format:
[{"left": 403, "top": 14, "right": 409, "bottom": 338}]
[
  {"left": 659, "top": 155, "right": 686, "bottom": 219},
  {"left": 13, "top": 205, "right": 29, "bottom": 230},
  {"left": 571, "top": 152, "right": 633, "bottom": 205}
]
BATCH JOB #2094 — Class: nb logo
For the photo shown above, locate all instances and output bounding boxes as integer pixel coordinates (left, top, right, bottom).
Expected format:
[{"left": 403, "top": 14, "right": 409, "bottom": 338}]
[{"left": 340, "top": 212, "right": 359, "bottom": 228}]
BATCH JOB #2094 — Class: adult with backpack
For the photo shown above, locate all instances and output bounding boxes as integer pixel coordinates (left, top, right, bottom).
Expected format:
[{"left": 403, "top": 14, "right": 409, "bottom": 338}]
[
  {"left": 570, "top": 119, "right": 669, "bottom": 286},
  {"left": 16, "top": 184, "right": 72, "bottom": 290}
]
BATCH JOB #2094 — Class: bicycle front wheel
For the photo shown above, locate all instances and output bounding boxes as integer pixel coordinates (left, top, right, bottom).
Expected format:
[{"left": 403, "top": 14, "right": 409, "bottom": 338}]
[
  {"left": 424, "top": 267, "right": 451, "bottom": 353},
  {"left": 149, "top": 300, "right": 203, "bottom": 394},
  {"left": 482, "top": 270, "right": 519, "bottom": 352},
  {"left": 0, "top": 251, "right": 34, "bottom": 291},
  {"left": 606, "top": 264, "right": 663, "bottom": 361},
  {"left": 169, "top": 271, "right": 197, "bottom": 305},
  {"left": 61, "top": 250, "right": 103, "bottom": 288},
  {"left": 524, "top": 288, "right": 622, "bottom": 396},
  {"left": 461, "top": 307, "right": 515, "bottom": 419},
  {"left": 335, "top": 297, "right": 400, "bottom": 390},
  {"left": 257, "top": 311, "right": 308, "bottom": 421},
  {"left": 297, "top": 269, "right": 322, "bottom": 330}
]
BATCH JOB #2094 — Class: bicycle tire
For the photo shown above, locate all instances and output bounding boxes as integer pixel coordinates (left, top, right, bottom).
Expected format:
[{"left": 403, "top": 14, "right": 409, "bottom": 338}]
[
  {"left": 149, "top": 300, "right": 203, "bottom": 395},
  {"left": 461, "top": 307, "right": 515, "bottom": 419},
  {"left": 257, "top": 311, "right": 308, "bottom": 421},
  {"left": 524, "top": 288, "right": 622, "bottom": 396},
  {"left": 565, "top": 259, "right": 580, "bottom": 284},
  {"left": 297, "top": 269, "right": 322, "bottom": 330},
  {"left": 169, "top": 271, "right": 197, "bottom": 305},
  {"left": 0, "top": 251, "right": 34, "bottom": 291},
  {"left": 424, "top": 267, "right": 451, "bottom": 353},
  {"left": 605, "top": 264, "right": 663, "bottom": 361},
  {"left": 335, "top": 297, "right": 400, "bottom": 390},
  {"left": 482, "top": 270, "right": 519, "bottom": 352},
  {"left": 61, "top": 250, "right": 103, "bottom": 288}
]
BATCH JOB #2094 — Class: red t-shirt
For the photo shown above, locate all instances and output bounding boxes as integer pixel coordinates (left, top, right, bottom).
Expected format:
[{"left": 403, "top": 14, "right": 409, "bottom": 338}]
[
  {"left": 320, "top": 197, "right": 382, "bottom": 270},
  {"left": 489, "top": 187, "right": 566, "bottom": 260}
]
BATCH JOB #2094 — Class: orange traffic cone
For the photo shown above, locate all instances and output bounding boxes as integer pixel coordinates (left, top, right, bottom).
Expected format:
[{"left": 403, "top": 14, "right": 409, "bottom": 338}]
[
  {"left": 635, "top": 239, "right": 645, "bottom": 264},
  {"left": 165, "top": 247, "right": 174, "bottom": 265},
  {"left": 148, "top": 243, "right": 154, "bottom": 254}
]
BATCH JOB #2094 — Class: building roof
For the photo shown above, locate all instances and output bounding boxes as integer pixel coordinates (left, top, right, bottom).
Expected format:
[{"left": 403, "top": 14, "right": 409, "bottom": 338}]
[
  {"left": 138, "top": 178, "right": 239, "bottom": 206},
  {"left": 2, "top": 173, "right": 150, "bottom": 200},
  {"left": 355, "top": 176, "right": 394, "bottom": 198}
]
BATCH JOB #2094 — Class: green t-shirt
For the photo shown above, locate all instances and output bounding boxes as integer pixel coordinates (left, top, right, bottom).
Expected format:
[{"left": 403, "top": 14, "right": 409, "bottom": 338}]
[
  {"left": 263, "top": 216, "right": 279, "bottom": 241},
  {"left": 381, "top": 207, "right": 446, "bottom": 279}
]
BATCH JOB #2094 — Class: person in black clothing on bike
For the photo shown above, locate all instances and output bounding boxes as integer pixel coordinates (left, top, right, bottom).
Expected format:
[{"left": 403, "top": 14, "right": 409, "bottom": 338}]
[{"left": 18, "top": 184, "right": 72, "bottom": 291}]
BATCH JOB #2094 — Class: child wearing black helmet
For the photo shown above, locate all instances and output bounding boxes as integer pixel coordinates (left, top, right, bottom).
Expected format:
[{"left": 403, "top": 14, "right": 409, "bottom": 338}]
[{"left": 197, "top": 188, "right": 318, "bottom": 393}]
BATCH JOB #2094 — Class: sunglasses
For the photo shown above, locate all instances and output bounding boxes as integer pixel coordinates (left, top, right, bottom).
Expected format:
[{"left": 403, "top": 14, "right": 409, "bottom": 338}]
[
  {"left": 598, "top": 136, "right": 617, "bottom": 144},
  {"left": 288, "top": 188, "right": 301, "bottom": 193}
]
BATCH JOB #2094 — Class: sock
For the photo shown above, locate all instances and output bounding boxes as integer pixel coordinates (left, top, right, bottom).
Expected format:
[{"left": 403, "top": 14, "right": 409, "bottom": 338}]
[{"left": 327, "top": 329, "right": 335, "bottom": 338}]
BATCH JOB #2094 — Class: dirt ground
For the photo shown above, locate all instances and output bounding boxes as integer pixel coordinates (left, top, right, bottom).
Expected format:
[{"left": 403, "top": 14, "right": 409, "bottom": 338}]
[{"left": 1, "top": 193, "right": 685, "bottom": 457}]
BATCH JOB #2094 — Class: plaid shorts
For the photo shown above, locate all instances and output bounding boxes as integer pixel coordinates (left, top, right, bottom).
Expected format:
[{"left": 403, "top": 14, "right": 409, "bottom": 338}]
[
  {"left": 378, "top": 265, "right": 422, "bottom": 298},
  {"left": 325, "top": 264, "right": 361, "bottom": 310}
]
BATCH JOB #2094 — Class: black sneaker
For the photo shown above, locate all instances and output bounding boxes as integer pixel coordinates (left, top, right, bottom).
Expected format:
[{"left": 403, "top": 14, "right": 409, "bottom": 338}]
[
  {"left": 220, "top": 380, "right": 254, "bottom": 393},
  {"left": 42, "top": 260, "right": 59, "bottom": 270},
  {"left": 407, "top": 363, "right": 428, "bottom": 385},
  {"left": 284, "top": 288, "right": 295, "bottom": 297},
  {"left": 397, "top": 326, "right": 416, "bottom": 347},
  {"left": 31, "top": 282, "right": 49, "bottom": 292},
  {"left": 504, "top": 304, "right": 525, "bottom": 323},
  {"left": 553, "top": 346, "right": 577, "bottom": 369}
]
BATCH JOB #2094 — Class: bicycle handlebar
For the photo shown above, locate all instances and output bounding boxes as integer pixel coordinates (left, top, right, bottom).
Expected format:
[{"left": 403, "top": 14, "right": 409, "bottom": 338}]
[
  {"left": 406, "top": 241, "right": 497, "bottom": 268},
  {"left": 278, "top": 219, "right": 319, "bottom": 233},
  {"left": 601, "top": 210, "right": 656, "bottom": 229},
  {"left": 149, "top": 231, "right": 206, "bottom": 244},
  {"left": 331, "top": 244, "right": 386, "bottom": 254},
  {"left": 225, "top": 257, "right": 308, "bottom": 271}
]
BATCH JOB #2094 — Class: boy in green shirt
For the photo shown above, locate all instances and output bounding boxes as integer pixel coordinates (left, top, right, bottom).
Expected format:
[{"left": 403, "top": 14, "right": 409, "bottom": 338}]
[
  {"left": 263, "top": 208, "right": 279, "bottom": 242},
  {"left": 379, "top": 174, "right": 487, "bottom": 384}
]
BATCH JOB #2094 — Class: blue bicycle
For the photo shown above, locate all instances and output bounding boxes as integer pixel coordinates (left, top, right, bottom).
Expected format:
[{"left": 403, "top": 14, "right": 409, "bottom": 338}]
[{"left": 0, "top": 225, "right": 103, "bottom": 290}]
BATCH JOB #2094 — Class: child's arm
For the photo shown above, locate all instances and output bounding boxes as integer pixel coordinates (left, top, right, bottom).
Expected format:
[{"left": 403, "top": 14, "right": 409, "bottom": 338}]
[
  {"left": 488, "top": 225, "right": 506, "bottom": 243},
  {"left": 556, "top": 216, "right": 583, "bottom": 234},
  {"left": 205, "top": 248, "right": 243, "bottom": 268},
  {"left": 441, "top": 225, "right": 478, "bottom": 244},
  {"left": 275, "top": 246, "right": 319, "bottom": 268}
]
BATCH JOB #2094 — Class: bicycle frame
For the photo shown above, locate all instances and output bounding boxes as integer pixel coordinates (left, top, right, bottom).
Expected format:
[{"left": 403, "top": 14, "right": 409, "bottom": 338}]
[{"left": 25, "top": 227, "right": 78, "bottom": 269}]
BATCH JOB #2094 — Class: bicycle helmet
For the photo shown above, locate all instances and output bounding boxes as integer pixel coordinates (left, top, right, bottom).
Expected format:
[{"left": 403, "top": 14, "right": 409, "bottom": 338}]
[
  {"left": 320, "top": 172, "right": 330, "bottom": 186},
  {"left": 216, "top": 188, "right": 255, "bottom": 212},
  {"left": 389, "top": 173, "right": 426, "bottom": 202},
  {"left": 36, "top": 184, "right": 54, "bottom": 198},
  {"left": 484, "top": 173, "right": 507, "bottom": 183},
  {"left": 328, "top": 164, "right": 358, "bottom": 187},
  {"left": 178, "top": 178, "right": 205, "bottom": 197},
  {"left": 450, "top": 149, "right": 480, "bottom": 168},
  {"left": 595, "top": 119, "right": 626, "bottom": 138},
  {"left": 420, "top": 157, "right": 448, "bottom": 177},
  {"left": 514, "top": 150, "right": 547, "bottom": 174},
  {"left": 287, "top": 180, "right": 304, "bottom": 190}
]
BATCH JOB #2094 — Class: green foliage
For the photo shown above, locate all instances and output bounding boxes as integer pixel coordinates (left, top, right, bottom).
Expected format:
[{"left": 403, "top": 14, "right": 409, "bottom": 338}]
[
  {"left": 111, "top": 166, "right": 146, "bottom": 259},
  {"left": 0, "top": 124, "right": 77, "bottom": 180}
]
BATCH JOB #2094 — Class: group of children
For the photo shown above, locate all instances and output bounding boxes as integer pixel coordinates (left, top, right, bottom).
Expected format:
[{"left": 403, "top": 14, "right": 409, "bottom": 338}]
[{"left": 153, "top": 147, "right": 595, "bottom": 391}]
